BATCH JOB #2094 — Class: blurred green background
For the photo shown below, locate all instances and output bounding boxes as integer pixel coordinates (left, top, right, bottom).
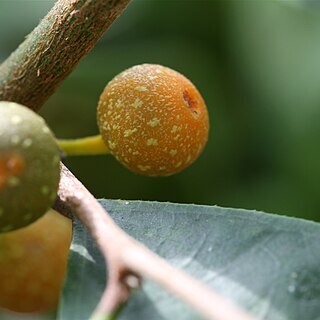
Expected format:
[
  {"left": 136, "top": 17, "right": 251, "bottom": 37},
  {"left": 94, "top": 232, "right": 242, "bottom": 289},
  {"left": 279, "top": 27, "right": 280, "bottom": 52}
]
[{"left": 1, "top": 0, "right": 319, "bottom": 222}]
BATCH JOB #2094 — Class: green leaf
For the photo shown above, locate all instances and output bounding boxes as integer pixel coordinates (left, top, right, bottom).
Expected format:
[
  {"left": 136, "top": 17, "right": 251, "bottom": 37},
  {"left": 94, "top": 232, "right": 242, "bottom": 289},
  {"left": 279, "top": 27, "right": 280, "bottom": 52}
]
[{"left": 58, "top": 200, "right": 320, "bottom": 320}]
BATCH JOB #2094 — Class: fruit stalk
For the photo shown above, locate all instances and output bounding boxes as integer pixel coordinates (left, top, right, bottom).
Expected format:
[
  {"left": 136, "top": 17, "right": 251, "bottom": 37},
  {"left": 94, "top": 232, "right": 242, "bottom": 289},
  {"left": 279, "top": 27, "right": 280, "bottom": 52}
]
[
  {"left": 57, "top": 135, "right": 109, "bottom": 156},
  {"left": 0, "top": 0, "right": 131, "bottom": 111}
]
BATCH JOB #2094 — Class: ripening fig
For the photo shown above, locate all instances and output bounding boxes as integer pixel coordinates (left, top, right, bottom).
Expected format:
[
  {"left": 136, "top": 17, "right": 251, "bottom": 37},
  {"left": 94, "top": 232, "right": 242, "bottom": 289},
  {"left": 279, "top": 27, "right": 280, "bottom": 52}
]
[
  {"left": 0, "top": 102, "right": 60, "bottom": 232},
  {"left": 97, "top": 64, "right": 209, "bottom": 176},
  {"left": 0, "top": 210, "right": 71, "bottom": 313}
]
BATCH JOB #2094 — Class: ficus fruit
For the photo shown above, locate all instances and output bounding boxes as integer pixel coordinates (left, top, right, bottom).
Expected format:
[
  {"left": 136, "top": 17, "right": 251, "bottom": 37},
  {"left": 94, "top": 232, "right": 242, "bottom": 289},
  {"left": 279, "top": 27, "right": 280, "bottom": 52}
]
[
  {"left": 97, "top": 64, "right": 209, "bottom": 176},
  {"left": 0, "top": 102, "right": 60, "bottom": 232},
  {"left": 0, "top": 209, "right": 71, "bottom": 313}
]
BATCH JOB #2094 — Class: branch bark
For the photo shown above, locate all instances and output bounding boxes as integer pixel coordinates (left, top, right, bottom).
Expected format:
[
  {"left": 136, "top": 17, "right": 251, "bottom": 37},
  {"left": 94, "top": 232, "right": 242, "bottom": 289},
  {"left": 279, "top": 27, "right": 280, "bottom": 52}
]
[
  {"left": 0, "top": 0, "right": 130, "bottom": 111},
  {"left": 54, "top": 163, "right": 255, "bottom": 320}
]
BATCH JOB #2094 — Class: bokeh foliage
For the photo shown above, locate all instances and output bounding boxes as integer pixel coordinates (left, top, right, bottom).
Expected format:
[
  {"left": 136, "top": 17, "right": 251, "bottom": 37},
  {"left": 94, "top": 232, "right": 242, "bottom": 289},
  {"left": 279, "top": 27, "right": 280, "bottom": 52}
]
[{"left": 1, "top": 0, "right": 319, "bottom": 221}]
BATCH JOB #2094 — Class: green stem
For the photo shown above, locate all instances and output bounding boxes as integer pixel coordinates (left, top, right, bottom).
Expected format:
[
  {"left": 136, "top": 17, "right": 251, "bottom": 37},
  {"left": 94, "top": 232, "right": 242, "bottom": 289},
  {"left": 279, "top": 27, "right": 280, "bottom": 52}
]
[
  {"left": 57, "top": 134, "right": 110, "bottom": 156},
  {"left": 0, "top": 0, "right": 131, "bottom": 111}
]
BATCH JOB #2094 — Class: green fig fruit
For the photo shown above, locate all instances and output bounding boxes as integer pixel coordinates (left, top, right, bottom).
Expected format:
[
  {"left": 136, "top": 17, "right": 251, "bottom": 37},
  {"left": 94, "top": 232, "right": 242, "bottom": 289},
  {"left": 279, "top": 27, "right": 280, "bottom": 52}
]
[{"left": 0, "top": 101, "right": 60, "bottom": 232}]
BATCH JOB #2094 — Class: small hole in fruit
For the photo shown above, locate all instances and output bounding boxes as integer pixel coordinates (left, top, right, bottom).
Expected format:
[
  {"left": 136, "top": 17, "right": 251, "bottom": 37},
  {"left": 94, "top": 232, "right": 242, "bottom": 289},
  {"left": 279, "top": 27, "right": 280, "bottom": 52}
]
[{"left": 183, "top": 90, "right": 198, "bottom": 115}]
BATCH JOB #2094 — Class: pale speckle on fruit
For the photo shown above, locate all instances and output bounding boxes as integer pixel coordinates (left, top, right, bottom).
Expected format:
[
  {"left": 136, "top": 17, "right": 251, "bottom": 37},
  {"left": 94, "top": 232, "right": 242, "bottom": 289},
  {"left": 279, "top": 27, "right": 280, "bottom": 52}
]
[
  {"left": 138, "top": 165, "right": 151, "bottom": 171},
  {"left": 174, "top": 134, "right": 180, "bottom": 141},
  {"left": 11, "top": 115, "right": 22, "bottom": 125},
  {"left": 109, "top": 141, "right": 116, "bottom": 150},
  {"left": 42, "top": 126, "right": 50, "bottom": 134},
  {"left": 41, "top": 186, "right": 50, "bottom": 195},
  {"left": 135, "top": 86, "right": 148, "bottom": 92},
  {"left": 115, "top": 99, "right": 123, "bottom": 108},
  {"left": 170, "top": 149, "right": 177, "bottom": 157},
  {"left": 124, "top": 128, "right": 138, "bottom": 137},
  {"left": 146, "top": 138, "right": 158, "bottom": 146},
  {"left": 171, "top": 125, "right": 181, "bottom": 133},
  {"left": 112, "top": 124, "right": 120, "bottom": 130},
  {"left": 132, "top": 98, "right": 143, "bottom": 109},
  {"left": 102, "top": 121, "right": 108, "bottom": 130},
  {"left": 11, "top": 135, "right": 21, "bottom": 145},
  {"left": 175, "top": 161, "right": 182, "bottom": 168},
  {"left": 147, "top": 118, "right": 160, "bottom": 127},
  {"left": 7, "top": 177, "right": 20, "bottom": 187},
  {"left": 22, "top": 138, "right": 32, "bottom": 148}
]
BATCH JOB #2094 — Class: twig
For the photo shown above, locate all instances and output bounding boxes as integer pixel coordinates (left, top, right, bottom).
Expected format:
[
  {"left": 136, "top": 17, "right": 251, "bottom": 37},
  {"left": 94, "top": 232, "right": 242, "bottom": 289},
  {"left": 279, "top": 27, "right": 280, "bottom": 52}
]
[
  {"left": 0, "top": 0, "right": 131, "bottom": 111},
  {"left": 54, "top": 163, "right": 256, "bottom": 320}
]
